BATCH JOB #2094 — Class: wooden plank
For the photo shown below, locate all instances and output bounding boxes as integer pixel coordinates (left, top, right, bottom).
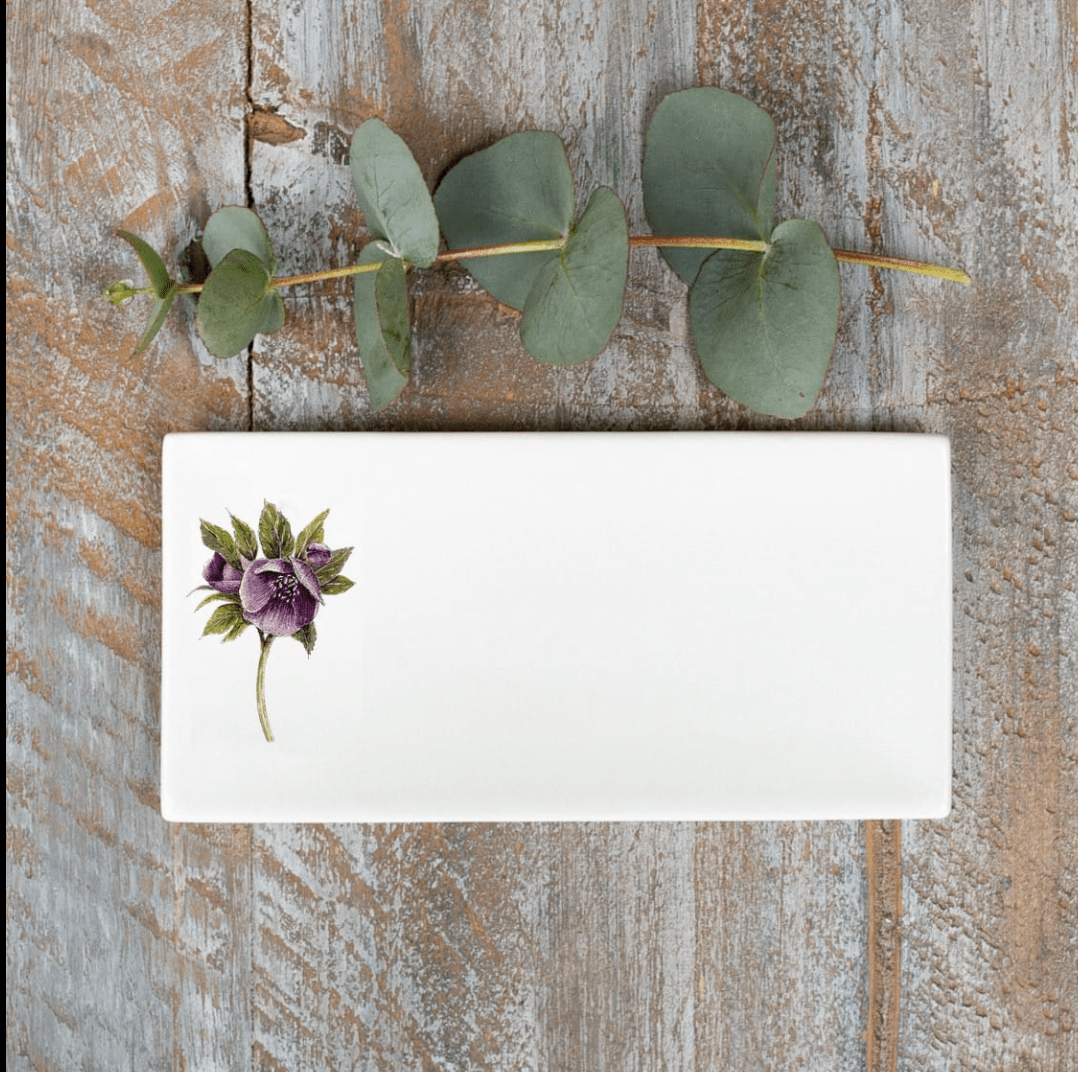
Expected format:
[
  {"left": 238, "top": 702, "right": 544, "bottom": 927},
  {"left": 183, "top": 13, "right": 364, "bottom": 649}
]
[{"left": 6, "top": 0, "right": 251, "bottom": 1068}]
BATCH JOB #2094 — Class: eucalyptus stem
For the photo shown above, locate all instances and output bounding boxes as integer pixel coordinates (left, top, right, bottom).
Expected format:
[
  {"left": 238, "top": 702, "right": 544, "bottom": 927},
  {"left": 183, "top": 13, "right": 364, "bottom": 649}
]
[
  {"left": 169, "top": 234, "right": 969, "bottom": 295},
  {"left": 255, "top": 633, "right": 275, "bottom": 743},
  {"left": 830, "top": 249, "right": 971, "bottom": 284},
  {"left": 630, "top": 235, "right": 768, "bottom": 253}
]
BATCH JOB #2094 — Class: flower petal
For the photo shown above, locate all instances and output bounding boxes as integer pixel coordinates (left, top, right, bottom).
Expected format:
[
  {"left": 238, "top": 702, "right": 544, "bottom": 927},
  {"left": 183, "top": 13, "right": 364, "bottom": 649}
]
[
  {"left": 291, "top": 557, "right": 324, "bottom": 603},
  {"left": 248, "top": 588, "right": 320, "bottom": 636},
  {"left": 239, "top": 561, "right": 276, "bottom": 614},
  {"left": 251, "top": 558, "right": 291, "bottom": 575},
  {"left": 305, "top": 542, "right": 333, "bottom": 568},
  {"left": 203, "top": 552, "right": 243, "bottom": 593}
]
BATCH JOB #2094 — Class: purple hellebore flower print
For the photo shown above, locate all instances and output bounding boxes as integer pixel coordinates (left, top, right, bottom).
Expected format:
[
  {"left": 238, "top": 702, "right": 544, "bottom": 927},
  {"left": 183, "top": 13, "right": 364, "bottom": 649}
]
[
  {"left": 195, "top": 503, "right": 354, "bottom": 742},
  {"left": 239, "top": 556, "right": 324, "bottom": 636},
  {"left": 203, "top": 551, "right": 244, "bottom": 593}
]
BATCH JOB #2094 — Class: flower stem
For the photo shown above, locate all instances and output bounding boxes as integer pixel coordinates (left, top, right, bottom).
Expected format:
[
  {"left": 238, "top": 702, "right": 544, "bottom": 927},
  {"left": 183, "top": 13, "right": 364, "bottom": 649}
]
[{"left": 256, "top": 634, "right": 275, "bottom": 742}]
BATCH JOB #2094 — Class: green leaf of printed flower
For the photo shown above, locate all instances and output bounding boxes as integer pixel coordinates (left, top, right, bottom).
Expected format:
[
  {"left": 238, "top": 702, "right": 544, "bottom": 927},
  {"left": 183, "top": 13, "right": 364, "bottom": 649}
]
[
  {"left": 689, "top": 218, "right": 840, "bottom": 418},
  {"left": 292, "top": 622, "right": 316, "bottom": 656},
  {"left": 230, "top": 513, "right": 259, "bottom": 561},
  {"left": 643, "top": 87, "right": 777, "bottom": 285},
  {"left": 222, "top": 618, "right": 251, "bottom": 642},
  {"left": 202, "top": 601, "right": 246, "bottom": 638},
  {"left": 519, "top": 186, "right": 628, "bottom": 365},
  {"left": 321, "top": 574, "right": 354, "bottom": 596},
  {"left": 314, "top": 546, "right": 353, "bottom": 586},
  {"left": 200, "top": 518, "right": 241, "bottom": 569},
  {"left": 194, "top": 591, "right": 242, "bottom": 612},
  {"left": 294, "top": 509, "right": 330, "bottom": 555},
  {"left": 197, "top": 248, "right": 285, "bottom": 359},
  {"left": 202, "top": 206, "right": 277, "bottom": 274},
  {"left": 350, "top": 119, "right": 439, "bottom": 268},
  {"left": 434, "top": 131, "right": 575, "bottom": 310},
  {"left": 117, "top": 230, "right": 173, "bottom": 298},
  {"left": 354, "top": 244, "right": 411, "bottom": 409},
  {"left": 258, "top": 501, "right": 295, "bottom": 559}
]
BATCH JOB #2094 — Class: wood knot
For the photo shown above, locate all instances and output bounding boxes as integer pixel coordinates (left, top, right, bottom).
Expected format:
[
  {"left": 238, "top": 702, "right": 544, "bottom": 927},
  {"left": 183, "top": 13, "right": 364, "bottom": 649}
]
[{"left": 250, "top": 108, "right": 307, "bottom": 146}]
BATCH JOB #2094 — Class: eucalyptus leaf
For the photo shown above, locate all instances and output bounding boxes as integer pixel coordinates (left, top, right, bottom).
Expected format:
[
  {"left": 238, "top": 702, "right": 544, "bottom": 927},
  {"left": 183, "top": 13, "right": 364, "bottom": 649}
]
[
  {"left": 197, "top": 248, "right": 285, "bottom": 359},
  {"left": 350, "top": 119, "right": 439, "bottom": 268},
  {"left": 643, "top": 88, "right": 778, "bottom": 285},
  {"left": 202, "top": 206, "right": 277, "bottom": 273},
  {"left": 353, "top": 244, "right": 411, "bottom": 409},
  {"left": 519, "top": 186, "right": 629, "bottom": 365},
  {"left": 434, "top": 131, "right": 575, "bottom": 310},
  {"left": 134, "top": 292, "right": 175, "bottom": 355},
  {"left": 117, "top": 230, "right": 173, "bottom": 297},
  {"left": 689, "top": 218, "right": 840, "bottom": 418}
]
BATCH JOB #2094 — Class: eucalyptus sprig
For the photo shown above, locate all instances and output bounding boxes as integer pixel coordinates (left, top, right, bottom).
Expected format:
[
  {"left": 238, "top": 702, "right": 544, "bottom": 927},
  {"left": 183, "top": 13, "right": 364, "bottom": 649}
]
[{"left": 106, "top": 88, "right": 969, "bottom": 419}]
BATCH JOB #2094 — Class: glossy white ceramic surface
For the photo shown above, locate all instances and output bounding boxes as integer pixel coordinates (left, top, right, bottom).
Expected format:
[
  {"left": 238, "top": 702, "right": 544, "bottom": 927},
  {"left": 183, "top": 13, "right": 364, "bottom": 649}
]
[{"left": 161, "top": 432, "right": 951, "bottom": 821}]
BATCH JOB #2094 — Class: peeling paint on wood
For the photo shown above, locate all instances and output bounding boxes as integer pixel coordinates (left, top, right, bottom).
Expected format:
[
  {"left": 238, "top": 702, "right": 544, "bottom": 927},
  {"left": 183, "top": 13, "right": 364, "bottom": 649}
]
[{"left": 7, "top": 0, "right": 1077, "bottom": 1070}]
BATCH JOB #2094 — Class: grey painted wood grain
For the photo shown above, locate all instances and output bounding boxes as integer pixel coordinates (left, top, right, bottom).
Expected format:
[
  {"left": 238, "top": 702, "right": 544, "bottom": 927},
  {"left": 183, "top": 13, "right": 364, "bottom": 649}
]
[{"left": 7, "top": 0, "right": 1077, "bottom": 1070}]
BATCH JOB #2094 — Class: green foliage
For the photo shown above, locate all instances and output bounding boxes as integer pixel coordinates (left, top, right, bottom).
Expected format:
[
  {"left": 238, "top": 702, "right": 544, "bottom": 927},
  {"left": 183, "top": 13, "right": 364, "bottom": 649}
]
[
  {"left": 353, "top": 244, "right": 411, "bottom": 409},
  {"left": 194, "top": 591, "right": 241, "bottom": 612},
  {"left": 115, "top": 230, "right": 176, "bottom": 353},
  {"left": 690, "top": 220, "right": 840, "bottom": 418},
  {"left": 292, "top": 622, "right": 317, "bottom": 656},
  {"left": 436, "top": 136, "right": 626, "bottom": 365},
  {"left": 107, "top": 88, "right": 968, "bottom": 418},
  {"left": 257, "top": 500, "right": 294, "bottom": 559},
  {"left": 200, "top": 518, "right": 241, "bottom": 569},
  {"left": 643, "top": 88, "right": 777, "bottom": 285},
  {"left": 202, "top": 206, "right": 278, "bottom": 273},
  {"left": 434, "top": 131, "right": 575, "bottom": 310},
  {"left": 294, "top": 509, "right": 330, "bottom": 555},
  {"left": 118, "top": 230, "right": 173, "bottom": 296},
  {"left": 230, "top": 513, "right": 260, "bottom": 561},
  {"left": 351, "top": 119, "right": 439, "bottom": 268},
  {"left": 196, "top": 207, "right": 284, "bottom": 359},
  {"left": 320, "top": 575, "right": 355, "bottom": 595},
  {"left": 201, "top": 601, "right": 246, "bottom": 638},
  {"left": 314, "top": 546, "right": 353, "bottom": 586},
  {"left": 519, "top": 186, "right": 628, "bottom": 365},
  {"left": 197, "top": 249, "right": 284, "bottom": 358},
  {"left": 134, "top": 294, "right": 176, "bottom": 355}
]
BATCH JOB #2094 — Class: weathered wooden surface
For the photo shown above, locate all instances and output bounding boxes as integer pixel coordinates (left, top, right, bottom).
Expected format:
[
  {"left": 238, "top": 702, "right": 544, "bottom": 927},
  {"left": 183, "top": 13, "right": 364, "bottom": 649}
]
[{"left": 6, "top": 0, "right": 1076, "bottom": 1070}]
